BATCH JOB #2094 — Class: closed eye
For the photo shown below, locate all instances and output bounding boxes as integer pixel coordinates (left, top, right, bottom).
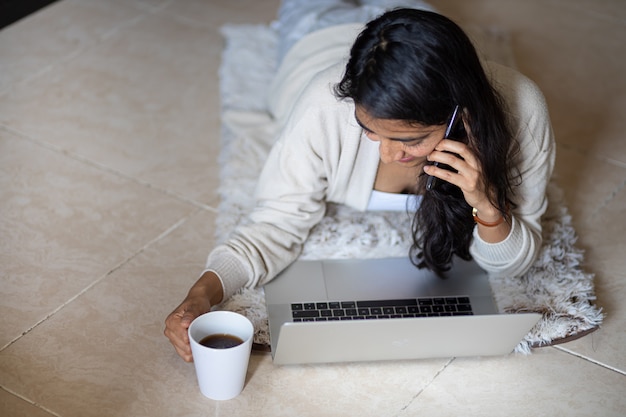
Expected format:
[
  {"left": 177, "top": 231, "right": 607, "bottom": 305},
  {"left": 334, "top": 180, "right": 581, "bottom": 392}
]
[
  {"left": 402, "top": 139, "right": 425, "bottom": 148},
  {"left": 354, "top": 111, "right": 433, "bottom": 144}
]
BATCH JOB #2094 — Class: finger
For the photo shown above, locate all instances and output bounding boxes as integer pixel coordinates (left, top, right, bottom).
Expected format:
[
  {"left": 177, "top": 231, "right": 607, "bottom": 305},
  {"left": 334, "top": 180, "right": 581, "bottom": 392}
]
[
  {"left": 434, "top": 140, "right": 479, "bottom": 167},
  {"left": 432, "top": 144, "right": 483, "bottom": 177},
  {"left": 164, "top": 322, "right": 194, "bottom": 361},
  {"left": 165, "top": 309, "right": 192, "bottom": 346},
  {"left": 173, "top": 341, "right": 194, "bottom": 362},
  {"left": 427, "top": 151, "right": 472, "bottom": 182},
  {"left": 164, "top": 318, "right": 188, "bottom": 347},
  {"left": 428, "top": 148, "right": 462, "bottom": 168},
  {"left": 424, "top": 157, "right": 480, "bottom": 192},
  {"left": 434, "top": 138, "right": 466, "bottom": 154},
  {"left": 424, "top": 163, "right": 460, "bottom": 186},
  {"left": 180, "top": 310, "right": 197, "bottom": 328}
]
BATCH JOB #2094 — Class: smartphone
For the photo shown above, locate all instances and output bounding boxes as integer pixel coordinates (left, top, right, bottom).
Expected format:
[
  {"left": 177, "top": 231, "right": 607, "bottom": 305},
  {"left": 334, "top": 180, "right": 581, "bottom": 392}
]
[{"left": 426, "top": 105, "right": 463, "bottom": 191}]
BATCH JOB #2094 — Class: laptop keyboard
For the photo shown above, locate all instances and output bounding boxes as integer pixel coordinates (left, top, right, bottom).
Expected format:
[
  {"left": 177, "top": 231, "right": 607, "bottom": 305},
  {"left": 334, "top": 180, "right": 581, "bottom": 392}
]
[{"left": 290, "top": 297, "right": 473, "bottom": 322}]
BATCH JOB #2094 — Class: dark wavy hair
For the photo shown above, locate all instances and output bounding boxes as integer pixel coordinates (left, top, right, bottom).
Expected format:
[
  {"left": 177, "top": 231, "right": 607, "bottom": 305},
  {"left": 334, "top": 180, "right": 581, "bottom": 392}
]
[{"left": 334, "top": 9, "right": 517, "bottom": 274}]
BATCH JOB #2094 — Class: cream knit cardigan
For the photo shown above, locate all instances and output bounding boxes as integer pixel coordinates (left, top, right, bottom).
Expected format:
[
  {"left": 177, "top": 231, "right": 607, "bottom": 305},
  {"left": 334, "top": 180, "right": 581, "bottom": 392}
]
[{"left": 208, "top": 24, "right": 556, "bottom": 302}]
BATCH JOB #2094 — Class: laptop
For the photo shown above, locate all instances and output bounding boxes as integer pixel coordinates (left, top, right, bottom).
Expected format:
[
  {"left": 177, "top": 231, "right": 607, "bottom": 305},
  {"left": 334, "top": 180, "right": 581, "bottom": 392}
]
[{"left": 264, "top": 256, "right": 540, "bottom": 365}]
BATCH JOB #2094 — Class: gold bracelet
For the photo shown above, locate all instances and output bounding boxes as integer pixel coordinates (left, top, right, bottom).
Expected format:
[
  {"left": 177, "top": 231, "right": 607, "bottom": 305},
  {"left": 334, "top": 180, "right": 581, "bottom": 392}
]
[{"left": 472, "top": 207, "right": 505, "bottom": 227}]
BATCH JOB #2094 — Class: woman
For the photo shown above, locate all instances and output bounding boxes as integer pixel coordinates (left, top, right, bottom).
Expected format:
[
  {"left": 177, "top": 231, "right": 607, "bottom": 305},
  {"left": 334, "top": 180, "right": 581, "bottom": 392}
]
[{"left": 165, "top": 0, "right": 555, "bottom": 362}]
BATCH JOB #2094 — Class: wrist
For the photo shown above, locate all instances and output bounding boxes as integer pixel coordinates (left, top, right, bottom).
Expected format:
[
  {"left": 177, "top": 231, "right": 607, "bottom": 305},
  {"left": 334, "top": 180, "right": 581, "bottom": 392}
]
[
  {"left": 472, "top": 206, "right": 501, "bottom": 222},
  {"left": 472, "top": 206, "right": 506, "bottom": 227},
  {"left": 189, "top": 270, "right": 224, "bottom": 306}
]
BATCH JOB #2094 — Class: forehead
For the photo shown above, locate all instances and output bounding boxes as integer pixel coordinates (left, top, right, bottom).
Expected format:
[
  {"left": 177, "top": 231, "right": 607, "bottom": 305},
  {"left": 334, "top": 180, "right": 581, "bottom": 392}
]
[{"left": 354, "top": 106, "right": 432, "bottom": 134}]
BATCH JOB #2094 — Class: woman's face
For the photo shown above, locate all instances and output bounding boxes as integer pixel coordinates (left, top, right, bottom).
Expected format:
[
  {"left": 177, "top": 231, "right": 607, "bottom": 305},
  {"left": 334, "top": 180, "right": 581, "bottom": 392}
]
[{"left": 355, "top": 106, "right": 446, "bottom": 168}]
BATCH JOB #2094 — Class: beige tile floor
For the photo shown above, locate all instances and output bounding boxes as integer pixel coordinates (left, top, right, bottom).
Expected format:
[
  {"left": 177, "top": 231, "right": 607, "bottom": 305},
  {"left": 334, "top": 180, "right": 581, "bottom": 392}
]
[{"left": 1, "top": 0, "right": 624, "bottom": 416}]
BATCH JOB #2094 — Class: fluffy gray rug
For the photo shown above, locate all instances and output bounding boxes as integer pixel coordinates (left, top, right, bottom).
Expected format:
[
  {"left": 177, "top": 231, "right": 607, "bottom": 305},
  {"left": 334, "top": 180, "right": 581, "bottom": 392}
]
[{"left": 215, "top": 23, "right": 603, "bottom": 354}]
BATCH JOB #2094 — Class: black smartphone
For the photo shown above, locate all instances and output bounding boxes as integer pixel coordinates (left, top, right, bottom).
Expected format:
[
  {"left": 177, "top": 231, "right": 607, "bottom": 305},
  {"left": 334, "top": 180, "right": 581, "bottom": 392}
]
[{"left": 426, "top": 105, "right": 464, "bottom": 191}]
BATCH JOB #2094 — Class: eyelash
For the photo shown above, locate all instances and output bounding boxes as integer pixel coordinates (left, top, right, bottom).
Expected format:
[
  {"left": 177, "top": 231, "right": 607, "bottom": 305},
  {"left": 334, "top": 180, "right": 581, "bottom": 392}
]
[
  {"left": 362, "top": 127, "right": 423, "bottom": 148},
  {"left": 400, "top": 139, "right": 426, "bottom": 150}
]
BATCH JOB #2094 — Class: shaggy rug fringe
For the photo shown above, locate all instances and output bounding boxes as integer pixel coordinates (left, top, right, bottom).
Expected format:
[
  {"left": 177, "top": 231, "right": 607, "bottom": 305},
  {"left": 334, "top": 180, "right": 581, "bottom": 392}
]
[{"left": 215, "top": 23, "right": 603, "bottom": 354}]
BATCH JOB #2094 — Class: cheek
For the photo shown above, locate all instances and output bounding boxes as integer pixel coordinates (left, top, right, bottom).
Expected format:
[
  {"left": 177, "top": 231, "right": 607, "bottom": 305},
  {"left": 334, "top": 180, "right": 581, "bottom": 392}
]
[
  {"left": 381, "top": 142, "right": 412, "bottom": 158},
  {"left": 404, "top": 145, "right": 436, "bottom": 158}
]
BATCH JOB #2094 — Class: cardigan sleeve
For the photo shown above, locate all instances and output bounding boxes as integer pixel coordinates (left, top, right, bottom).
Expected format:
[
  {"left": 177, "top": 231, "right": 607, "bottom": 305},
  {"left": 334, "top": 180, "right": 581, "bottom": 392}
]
[
  {"left": 205, "top": 26, "right": 368, "bottom": 302},
  {"left": 470, "top": 62, "right": 556, "bottom": 278},
  {"left": 206, "top": 68, "right": 365, "bottom": 301}
]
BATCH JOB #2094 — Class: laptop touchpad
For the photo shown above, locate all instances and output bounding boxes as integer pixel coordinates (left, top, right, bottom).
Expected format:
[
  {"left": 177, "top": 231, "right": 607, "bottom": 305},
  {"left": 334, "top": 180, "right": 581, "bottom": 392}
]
[
  {"left": 264, "top": 260, "right": 328, "bottom": 304},
  {"left": 322, "top": 257, "right": 490, "bottom": 300},
  {"left": 322, "top": 258, "right": 439, "bottom": 300}
]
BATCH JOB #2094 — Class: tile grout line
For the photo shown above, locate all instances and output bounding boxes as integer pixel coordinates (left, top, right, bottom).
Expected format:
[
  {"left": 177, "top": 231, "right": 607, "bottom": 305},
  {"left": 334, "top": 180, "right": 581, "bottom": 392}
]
[
  {"left": 548, "top": 0, "right": 626, "bottom": 25},
  {"left": 0, "top": 212, "right": 197, "bottom": 353},
  {"left": 0, "top": 0, "right": 177, "bottom": 98},
  {"left": 589, "top": 178, "right": 626, "bottom": 220},
  {"left": 0, "top": 46, "right": 82, "bottom": 97},
  {"left": 95, "top": 0, "right": 180, "bottom": 41},
  {"left": 557, "top": 142, "right": 626, "bottom": 169},
  {"left": 0, "top": 124, "right": 219, "bottom": 214},
  {"left": 0, "top": 386, "right": 61, "bottom": 417},
  {"left": 556, "top": 143, "right": 626, "bottom": 220},
  {"left": 553, "top": 345, "right": 626, "bottom": 376},
  {"left": 0, "top": 11, "right": 146, "bottom": 99},
  {"left": 394, "top": 357, "right": 456, "bottom": 416}
]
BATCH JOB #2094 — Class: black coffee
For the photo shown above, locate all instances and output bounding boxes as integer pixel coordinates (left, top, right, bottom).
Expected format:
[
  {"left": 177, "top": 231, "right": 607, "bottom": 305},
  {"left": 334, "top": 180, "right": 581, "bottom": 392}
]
[{"left": 199, "top": 333, "right": 244, "bottom": 349}]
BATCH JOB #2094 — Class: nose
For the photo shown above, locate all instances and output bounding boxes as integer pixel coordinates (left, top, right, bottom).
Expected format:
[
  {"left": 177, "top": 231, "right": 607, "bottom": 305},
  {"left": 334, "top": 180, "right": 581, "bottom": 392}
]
[{"left": 378, "top": 139, "right": 405, "bottom": 164}]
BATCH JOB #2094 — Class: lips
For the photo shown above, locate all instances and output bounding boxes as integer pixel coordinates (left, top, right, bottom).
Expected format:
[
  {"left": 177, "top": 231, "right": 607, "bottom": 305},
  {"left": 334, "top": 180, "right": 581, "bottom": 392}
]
[{"left": 398, "top": 156, "right": 417, "bottom": 163}]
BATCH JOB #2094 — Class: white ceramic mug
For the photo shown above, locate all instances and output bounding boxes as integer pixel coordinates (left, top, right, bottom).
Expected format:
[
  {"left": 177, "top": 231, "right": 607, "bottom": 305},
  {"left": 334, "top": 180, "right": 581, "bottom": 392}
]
[{"left": 188, "top": 311, "right": 254, "bottom": 400}]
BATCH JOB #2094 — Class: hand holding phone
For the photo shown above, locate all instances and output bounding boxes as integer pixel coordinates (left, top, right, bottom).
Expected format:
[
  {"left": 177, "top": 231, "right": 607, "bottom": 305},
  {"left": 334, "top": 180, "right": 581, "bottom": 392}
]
[{"left": 426, "top": 105, "right": 463, "bottom": 191}]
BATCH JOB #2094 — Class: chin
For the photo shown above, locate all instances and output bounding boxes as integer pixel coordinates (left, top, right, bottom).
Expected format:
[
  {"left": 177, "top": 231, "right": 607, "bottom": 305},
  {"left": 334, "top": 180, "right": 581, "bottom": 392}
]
[{"left": 397, "top": 158, "right": 421, "bottom": 167}]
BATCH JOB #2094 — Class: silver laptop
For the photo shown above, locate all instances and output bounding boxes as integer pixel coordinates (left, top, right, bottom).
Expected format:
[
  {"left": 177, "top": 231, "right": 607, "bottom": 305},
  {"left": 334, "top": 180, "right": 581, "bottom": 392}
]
[{"left": 264, "top": 256, "right": 540, "bottom": 365}]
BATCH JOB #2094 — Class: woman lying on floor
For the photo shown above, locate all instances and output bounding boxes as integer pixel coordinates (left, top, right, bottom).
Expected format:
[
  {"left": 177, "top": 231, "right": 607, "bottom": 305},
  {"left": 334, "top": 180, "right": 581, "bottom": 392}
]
[{"left": 165, "top": 0, "right": 555, "bottom": 362}]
